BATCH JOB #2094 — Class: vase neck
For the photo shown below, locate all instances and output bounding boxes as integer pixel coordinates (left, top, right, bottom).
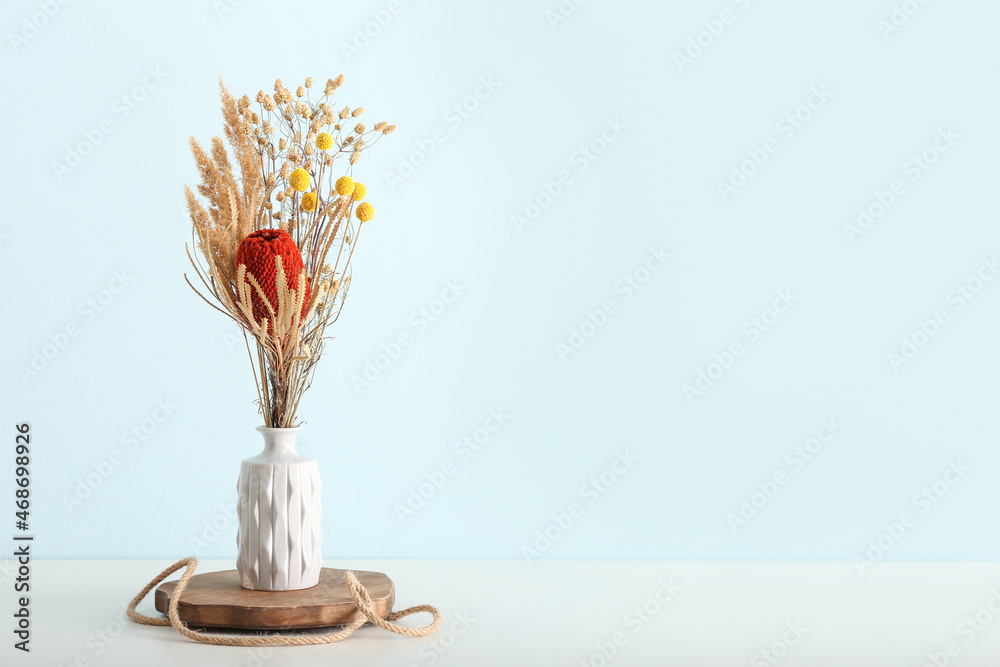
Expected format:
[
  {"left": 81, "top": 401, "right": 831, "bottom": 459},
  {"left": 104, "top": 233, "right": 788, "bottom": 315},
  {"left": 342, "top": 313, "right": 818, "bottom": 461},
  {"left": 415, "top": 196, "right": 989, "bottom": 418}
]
[{"left": 256, "top": 426, "right": 302, "bottom": 460}]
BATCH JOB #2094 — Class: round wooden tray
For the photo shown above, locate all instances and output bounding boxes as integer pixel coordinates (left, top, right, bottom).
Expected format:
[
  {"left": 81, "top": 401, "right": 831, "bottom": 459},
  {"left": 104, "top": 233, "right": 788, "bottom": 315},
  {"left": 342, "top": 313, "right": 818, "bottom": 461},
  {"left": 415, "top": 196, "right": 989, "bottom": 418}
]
[{"left": 154, "top": 567, "right": 395, "bottom": 630}]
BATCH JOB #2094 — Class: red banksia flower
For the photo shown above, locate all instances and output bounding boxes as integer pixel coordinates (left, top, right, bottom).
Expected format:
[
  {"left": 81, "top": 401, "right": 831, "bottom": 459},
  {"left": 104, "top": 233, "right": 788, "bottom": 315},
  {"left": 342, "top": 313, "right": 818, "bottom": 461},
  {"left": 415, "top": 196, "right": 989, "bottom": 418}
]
[{"left": 235, "top": 229, "right": 311, "bottom": 324}]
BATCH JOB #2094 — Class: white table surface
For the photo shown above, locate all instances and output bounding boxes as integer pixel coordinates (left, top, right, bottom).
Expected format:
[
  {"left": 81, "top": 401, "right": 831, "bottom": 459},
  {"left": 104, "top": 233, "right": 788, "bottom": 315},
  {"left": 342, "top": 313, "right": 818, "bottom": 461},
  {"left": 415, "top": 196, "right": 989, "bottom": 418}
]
[{"left": 6, "top": 559, "right": 1000, "bottom": 666}]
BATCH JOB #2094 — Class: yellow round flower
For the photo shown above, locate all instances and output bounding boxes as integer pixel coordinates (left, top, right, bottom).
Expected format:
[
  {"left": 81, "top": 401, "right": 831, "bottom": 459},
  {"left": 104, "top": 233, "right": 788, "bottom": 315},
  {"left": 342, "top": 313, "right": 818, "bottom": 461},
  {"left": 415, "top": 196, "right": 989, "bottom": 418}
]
[
  {"left": 356, "top": 202, "right": 374, "bottom": 222},
  {"left": 315, "top": 132, "right": 333, "bottom": 151},
  {"left": 335, "top": 175, "right": 355, "bottom": 196},
  {"left": 289, "top": 168, "right": 310, "bottom": 192},
  {"left": 351, "top": 182, "right": 366, "bottom": 201},
  {"left": 300, "top": 192, "right": 317, "bottom": 212}
]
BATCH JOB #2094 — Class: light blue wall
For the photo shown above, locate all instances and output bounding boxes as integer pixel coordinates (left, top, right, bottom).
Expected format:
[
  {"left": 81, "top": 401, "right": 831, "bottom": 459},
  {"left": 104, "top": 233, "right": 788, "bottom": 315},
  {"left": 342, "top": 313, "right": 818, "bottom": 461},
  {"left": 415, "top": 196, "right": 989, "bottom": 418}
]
[{"left": 2, "top": 0, "right": 998, "bottom": 562}]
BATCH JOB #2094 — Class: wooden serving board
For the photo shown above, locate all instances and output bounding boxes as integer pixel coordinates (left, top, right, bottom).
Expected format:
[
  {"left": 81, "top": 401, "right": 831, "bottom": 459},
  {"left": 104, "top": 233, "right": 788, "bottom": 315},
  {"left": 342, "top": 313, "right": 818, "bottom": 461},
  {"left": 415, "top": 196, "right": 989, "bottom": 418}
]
[{"left": 154, "top": 567, "right": 395, "bottom": 630}]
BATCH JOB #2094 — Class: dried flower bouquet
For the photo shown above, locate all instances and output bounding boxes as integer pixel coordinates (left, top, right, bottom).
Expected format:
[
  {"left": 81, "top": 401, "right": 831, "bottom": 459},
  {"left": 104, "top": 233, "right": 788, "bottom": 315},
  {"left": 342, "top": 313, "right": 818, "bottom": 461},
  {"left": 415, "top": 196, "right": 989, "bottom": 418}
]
[{"left": 185, "top": 76, "right": 394, "bottom": 427}]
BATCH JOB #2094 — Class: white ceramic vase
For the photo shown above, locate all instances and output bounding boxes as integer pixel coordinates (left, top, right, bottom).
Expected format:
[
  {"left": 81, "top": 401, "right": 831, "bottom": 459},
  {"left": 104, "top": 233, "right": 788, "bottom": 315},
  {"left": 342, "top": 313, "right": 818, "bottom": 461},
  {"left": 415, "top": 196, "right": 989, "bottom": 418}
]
[{"left": 236, "top": 426, "right": 322, "bottom": 591}]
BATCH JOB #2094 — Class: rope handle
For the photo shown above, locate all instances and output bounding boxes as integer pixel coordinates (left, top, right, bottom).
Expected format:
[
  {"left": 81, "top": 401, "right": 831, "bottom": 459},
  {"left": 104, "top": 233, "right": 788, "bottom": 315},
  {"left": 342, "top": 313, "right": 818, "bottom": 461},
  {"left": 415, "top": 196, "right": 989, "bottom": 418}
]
[{"left": 127, "top": 558, "right": 442, "bottom": 646}]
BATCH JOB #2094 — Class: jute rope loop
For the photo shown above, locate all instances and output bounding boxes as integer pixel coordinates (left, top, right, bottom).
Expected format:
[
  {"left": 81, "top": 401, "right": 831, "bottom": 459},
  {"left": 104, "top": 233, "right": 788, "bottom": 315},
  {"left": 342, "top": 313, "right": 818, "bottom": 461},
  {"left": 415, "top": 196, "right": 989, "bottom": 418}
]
[{"left": 127, "top": 558, "right": 442, "bottom": 646}]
